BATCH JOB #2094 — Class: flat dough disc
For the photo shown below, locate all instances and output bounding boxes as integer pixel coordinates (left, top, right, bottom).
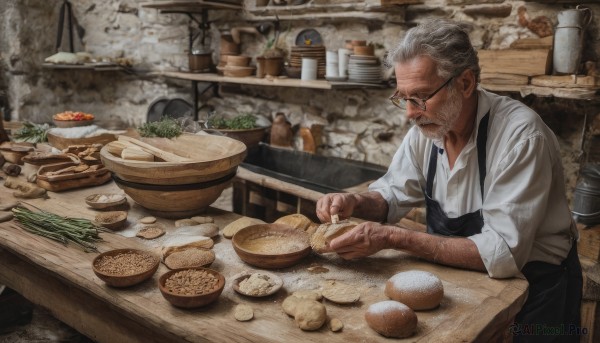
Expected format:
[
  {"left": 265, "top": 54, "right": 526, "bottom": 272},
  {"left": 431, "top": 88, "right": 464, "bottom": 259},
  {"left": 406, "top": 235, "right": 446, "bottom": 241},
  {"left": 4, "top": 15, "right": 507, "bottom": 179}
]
[
  {"left": 234, "top": 304, "right": 254, "bottom": 321},
  {"left": 322, "top": 281, "right": 360, "bottom": 304}
]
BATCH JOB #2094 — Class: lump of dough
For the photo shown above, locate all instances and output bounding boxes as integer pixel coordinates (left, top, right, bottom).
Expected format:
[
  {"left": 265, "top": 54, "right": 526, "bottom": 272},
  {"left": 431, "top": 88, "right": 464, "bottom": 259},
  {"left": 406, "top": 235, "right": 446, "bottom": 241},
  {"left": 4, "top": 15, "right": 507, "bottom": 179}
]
[
  {"left": 281, "top": 295, "right": 327, "bottom": 331},
  {"left": 365, "top": 300, "right": 417, "bottom": 338},
  {"left": 384, "top": 270, "right": 444, "bottom": 310}
]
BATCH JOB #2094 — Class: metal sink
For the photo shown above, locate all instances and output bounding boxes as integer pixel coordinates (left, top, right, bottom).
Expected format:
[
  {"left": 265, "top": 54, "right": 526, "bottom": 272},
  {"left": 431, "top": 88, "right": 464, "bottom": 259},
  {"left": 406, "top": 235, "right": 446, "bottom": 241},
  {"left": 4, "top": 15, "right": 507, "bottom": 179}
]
[{"left": 241, "top": 144, "right": 387, "bottom": 194}]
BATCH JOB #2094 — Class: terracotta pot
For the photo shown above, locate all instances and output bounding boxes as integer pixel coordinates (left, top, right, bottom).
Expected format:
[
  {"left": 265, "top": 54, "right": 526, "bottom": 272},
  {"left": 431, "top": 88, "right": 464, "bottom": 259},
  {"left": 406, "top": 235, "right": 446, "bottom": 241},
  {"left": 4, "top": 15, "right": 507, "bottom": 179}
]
[
  {"left": 264, "top": 57, "right": 283, "bottom": 77},
  {"left": 189, "top": 53, "right": 212, "bottom": 72},
  {"left": 220, "top": 34, "right": 240, "bottom": 55}
]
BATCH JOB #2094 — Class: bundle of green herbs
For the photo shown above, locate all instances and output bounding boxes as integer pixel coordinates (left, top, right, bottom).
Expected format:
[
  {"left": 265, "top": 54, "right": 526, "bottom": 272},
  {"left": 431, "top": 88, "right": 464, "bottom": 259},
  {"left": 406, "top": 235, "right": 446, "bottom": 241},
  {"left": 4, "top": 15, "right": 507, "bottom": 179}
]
[
  {"left": 138, "top": 117, "right": 183, "bottom": 138},
  {"left": 13, "top": 122, "right": 50, "bottom": 143},
  {"left": 12, "top": 206, "right": 108, "bottom": 252},
  {"left": 207, "top": 113, "right": 258, "bottom": 130}
]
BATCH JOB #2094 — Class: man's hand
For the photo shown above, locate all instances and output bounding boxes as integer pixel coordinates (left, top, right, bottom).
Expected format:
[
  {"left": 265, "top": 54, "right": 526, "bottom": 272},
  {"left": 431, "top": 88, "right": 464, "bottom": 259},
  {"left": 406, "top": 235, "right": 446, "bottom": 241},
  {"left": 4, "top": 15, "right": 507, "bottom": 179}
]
[
  {"left": 327, "top": 222, "right": 400, "bottom": 259},
  {"left": 316, "top": 193, "right": 358, "bottom": 223}
]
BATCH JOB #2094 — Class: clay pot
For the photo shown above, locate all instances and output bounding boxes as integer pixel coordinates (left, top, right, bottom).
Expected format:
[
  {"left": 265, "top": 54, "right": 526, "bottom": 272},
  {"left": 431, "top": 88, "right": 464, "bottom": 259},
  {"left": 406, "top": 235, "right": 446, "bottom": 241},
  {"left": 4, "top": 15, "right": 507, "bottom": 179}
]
[
  {"left": 264, "top": 57, "right": 283, "bottom": 77},
  {"left": 189, "top": 52, "right": 212, "bottom": 72}
]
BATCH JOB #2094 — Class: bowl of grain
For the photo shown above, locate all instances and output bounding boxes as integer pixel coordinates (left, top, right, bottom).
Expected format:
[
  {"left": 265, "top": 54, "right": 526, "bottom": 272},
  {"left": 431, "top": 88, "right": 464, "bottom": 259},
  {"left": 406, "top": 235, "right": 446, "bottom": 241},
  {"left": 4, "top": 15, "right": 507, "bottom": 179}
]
[
  {"left": 95, "top": 211, "right": 128, "bottom": 231},
  {"left": 158, "top": 267, "right": 225, "bottom": 308},
  {"left": 232, "top": 223, "right": 311, "bottom": 269},
  {"left": 85, "top": 193, "right": 127, "bottom": 209},
  {"left": 92, "top": 249, "right": 160, "bottom": 287},
  {"left": 231, "top": 271, "right": 283, "bottom": 297}
]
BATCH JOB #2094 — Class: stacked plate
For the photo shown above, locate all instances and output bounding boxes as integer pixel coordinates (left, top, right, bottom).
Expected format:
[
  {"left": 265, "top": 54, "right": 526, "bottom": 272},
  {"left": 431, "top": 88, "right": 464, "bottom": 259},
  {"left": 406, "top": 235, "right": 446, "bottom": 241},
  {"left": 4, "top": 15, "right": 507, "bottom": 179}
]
[
  {"left": 347, "top": 55, "right": 382, "bottom": 84},
  {"left": 289, "top": 45, "right": 326, "bottom": 79}
]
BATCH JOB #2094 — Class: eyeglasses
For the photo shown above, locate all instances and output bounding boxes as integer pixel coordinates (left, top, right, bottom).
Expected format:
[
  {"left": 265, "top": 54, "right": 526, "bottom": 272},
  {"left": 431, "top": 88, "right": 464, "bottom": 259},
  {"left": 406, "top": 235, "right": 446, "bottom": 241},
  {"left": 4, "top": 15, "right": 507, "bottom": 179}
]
[{"left": 389, "top": 76, "right": 454, "bottom": 111}]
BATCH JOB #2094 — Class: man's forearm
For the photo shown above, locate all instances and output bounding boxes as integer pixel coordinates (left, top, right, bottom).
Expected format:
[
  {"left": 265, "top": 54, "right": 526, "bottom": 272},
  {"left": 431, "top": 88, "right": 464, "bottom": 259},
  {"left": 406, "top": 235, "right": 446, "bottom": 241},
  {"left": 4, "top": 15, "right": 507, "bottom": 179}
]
[
  {"left": 352, "top": 191, "right": 389, "bottom": 222},
  {"left": 388, "top": 228, "right": 486, "bottom": 272}
]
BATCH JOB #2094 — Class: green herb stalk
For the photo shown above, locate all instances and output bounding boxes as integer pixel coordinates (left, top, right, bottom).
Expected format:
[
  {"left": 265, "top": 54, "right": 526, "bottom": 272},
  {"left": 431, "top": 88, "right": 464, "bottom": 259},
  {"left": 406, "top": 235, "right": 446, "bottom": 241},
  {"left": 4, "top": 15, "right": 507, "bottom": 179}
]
[
  {"left": 12, "top": 206, "right": 108, "bottom": 252},
  {"left": 138, "top": 117, "right": 183, "bottom": 138}
]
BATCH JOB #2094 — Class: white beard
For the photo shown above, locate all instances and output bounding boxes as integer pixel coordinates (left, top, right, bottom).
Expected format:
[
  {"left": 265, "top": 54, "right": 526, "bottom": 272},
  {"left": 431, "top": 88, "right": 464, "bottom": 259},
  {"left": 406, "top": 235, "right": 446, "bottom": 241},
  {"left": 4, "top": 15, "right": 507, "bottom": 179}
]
[{"left": 414, "top": 87, "right": 462, "bottom": 140}]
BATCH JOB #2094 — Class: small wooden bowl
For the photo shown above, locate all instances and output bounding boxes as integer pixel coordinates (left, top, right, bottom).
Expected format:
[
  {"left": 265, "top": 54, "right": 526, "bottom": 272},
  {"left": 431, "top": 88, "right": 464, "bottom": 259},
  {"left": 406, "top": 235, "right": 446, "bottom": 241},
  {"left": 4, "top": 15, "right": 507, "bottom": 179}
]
[
  {"left": 92, "top": 249, "right": 159, "bottom": 287},
  {"left": 231, "top": 271, "right": 283, "bottom": 297},
  {"left": 85, "top": 193, "right": 127, "bottom": 209},
  {"left": 221, "top": 66, "right": 255, "bottom": 77},
  {"left": 95, "top": 211, "right": 128, "bottom": 230},
  {"left": 232, "top": 223, "right": 311, "bottom": 269},
  {"left": 226, "top": 55, "right": 251, "bottom": 67},
  {"left": 53, "top": 119, "right": 95, "bottom": 128},
  {"left": 158, "top": 267, "right": 225, "bottom": 308}
]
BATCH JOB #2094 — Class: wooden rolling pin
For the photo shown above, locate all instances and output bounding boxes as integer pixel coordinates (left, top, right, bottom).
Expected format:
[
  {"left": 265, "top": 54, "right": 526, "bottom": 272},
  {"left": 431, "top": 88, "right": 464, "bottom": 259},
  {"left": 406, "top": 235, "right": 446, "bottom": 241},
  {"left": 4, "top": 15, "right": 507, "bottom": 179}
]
[{"left": 117, "top": 136, "right": 192, "bottom": 163}]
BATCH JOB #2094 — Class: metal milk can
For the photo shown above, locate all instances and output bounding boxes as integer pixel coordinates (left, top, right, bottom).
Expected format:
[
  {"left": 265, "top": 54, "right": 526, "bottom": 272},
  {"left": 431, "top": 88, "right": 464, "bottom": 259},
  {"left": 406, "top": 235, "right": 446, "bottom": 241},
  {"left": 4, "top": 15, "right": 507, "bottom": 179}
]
[{"left": 553, "top": 5, "right": 593, "bottom": 75}]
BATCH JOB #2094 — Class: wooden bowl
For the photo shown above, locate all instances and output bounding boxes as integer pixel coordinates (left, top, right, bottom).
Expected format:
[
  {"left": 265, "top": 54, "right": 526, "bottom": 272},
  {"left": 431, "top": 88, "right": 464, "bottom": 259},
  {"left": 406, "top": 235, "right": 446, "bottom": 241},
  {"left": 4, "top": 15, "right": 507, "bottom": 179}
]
[
  {"left": 226, "top": 55, "right": 251, "bottom": 67},
  {"left": 232, "top": 223, "right": 311, "bottom": 269},
  {"left": 231, "top": 271, "right": 283, "bottom": 297},
  {"left": 85, "top": 193, "right": 127, "bottom": 209},
  {"left": 100, "top": 133, "right": 247, "bottom": 185},
  {"left": 92, "top": 249, "right": 160, "bottom": 287},
  {"left": 94, "top": 211, "right": 128, "bottom": 230},
  {"left": 112, "top": 172, "right": 234, "bottom": 219},
  {"left": 158, "top": 267, "right": 225, "bottom": 308},
  {"left": 53, "top": 119, "right": 95, "bottom": 128},
  {"left": 221, "top": 66, "right": 255, "bottom": 77}
]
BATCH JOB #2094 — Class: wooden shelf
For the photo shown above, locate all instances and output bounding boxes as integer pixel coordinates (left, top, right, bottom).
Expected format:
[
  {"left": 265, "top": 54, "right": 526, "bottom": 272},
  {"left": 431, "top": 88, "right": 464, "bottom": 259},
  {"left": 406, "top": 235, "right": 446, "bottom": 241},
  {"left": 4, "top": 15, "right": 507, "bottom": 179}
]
[
  {"left": 159, "top": 71, "right": 386, "bottom": 89},
  {"left": 42, "top": 63, "right": 129, "bottom": 72},
  {"left": 141, "top": 0, "right": 242, "bottom": 13},
  {"left": 245, "top": 0, "right": 408, "bottom": 22},
  {"left": 481, "top": 82, "right": 599, "bottom": 100}
]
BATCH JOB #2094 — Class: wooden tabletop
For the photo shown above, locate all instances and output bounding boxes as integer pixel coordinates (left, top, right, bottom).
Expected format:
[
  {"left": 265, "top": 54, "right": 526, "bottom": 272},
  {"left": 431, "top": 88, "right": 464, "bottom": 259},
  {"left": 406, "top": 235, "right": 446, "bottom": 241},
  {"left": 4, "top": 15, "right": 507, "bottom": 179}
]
[{"left": 0, "top": 178, "right": 528, "bottom": 342}]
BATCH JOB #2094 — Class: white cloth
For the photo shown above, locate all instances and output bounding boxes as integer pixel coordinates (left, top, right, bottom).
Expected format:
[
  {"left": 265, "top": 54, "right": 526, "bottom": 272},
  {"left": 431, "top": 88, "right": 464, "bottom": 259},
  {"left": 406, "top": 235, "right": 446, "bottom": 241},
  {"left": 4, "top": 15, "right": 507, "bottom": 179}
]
[{"left": 369, "top": 88, "right": 577, "bottom": 278}]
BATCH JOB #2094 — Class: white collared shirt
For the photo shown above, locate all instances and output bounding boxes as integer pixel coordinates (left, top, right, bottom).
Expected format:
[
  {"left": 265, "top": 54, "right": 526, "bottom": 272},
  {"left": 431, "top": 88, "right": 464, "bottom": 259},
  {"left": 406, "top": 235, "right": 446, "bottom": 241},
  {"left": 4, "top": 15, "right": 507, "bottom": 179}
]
[{"left": 369, "top": 88, "right": 576, "bottom": 278}]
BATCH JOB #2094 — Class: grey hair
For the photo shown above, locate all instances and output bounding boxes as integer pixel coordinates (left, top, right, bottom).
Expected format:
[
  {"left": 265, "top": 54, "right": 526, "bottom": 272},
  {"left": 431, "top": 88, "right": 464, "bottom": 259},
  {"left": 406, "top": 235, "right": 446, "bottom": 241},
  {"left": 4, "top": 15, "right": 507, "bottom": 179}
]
[{"left": 386, "top": 19, "right": 480, "bottom": 83}]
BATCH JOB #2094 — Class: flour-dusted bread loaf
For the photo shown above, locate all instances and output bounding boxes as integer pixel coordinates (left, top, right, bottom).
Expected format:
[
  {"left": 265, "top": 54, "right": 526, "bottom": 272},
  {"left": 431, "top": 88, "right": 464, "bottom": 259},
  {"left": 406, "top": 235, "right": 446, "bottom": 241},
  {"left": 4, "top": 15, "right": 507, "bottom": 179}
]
[
  {"left": 365, "top": 300, "right": 417, "bottom": 338},
  {"left": 310, "top": 221, "right": 357, "bottom": 253},
  {"left": 384, "top": 270, "right": 444, "bottom": 310}
]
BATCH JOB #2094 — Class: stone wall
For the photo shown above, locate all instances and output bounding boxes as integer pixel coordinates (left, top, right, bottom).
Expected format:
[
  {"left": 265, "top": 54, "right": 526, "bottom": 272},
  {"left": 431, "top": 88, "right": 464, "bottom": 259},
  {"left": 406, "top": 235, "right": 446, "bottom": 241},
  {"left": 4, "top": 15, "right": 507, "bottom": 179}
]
[{"left": 1, "top": 0, "right": 599, "bottom": 196}]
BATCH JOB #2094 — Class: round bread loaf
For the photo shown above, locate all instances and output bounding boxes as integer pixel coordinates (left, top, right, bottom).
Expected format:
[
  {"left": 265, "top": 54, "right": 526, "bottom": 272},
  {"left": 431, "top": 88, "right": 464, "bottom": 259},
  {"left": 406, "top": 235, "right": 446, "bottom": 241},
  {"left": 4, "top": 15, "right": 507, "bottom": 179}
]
[
  {"left": 365, "top": 300, "right": 417, "bottom": 338},
  {"left": 384, "top": 270, "right": 443, "bottom": 310}
]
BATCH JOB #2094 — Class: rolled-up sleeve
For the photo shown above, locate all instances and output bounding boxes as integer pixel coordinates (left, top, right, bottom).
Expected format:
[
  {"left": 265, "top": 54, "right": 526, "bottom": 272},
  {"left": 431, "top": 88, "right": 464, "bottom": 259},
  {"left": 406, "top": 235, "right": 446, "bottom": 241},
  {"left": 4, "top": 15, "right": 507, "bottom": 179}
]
[
  {"left": 469, "top": 227, "right": 520, "bottom": 278},
  {"left": 369, "top": 128, "right": 428, "bottom": 223}
]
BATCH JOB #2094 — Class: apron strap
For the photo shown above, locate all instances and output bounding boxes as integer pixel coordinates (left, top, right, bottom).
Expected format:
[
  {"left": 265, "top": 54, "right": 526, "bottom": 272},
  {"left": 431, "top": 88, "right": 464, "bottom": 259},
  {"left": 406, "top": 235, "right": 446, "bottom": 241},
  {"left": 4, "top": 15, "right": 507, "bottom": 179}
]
[{"left": 476, "top": 113, "right": 489, "bottom": 199}]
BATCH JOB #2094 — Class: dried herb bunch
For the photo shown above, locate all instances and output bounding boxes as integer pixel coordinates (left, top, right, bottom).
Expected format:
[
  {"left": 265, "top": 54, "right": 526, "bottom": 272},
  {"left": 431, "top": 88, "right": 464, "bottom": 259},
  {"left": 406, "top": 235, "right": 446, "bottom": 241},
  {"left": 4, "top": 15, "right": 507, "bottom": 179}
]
[
  {"left": 207, "top": 113, "right": 257, "bottom": 130},
  {"left": 138, "top": 117, "right": 183, "bottom": 138}
]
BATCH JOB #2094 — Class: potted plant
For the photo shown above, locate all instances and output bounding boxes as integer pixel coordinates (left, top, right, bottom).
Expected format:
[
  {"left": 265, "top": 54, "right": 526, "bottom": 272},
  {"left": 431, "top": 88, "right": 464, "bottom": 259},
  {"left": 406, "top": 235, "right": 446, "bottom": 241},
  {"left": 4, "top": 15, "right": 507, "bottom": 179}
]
[
  {"left": 257, "top": 34, "right": 286, "bottom": 77},
  {"left": 206, "top": 113, "right": 270, "bottom": 148}
]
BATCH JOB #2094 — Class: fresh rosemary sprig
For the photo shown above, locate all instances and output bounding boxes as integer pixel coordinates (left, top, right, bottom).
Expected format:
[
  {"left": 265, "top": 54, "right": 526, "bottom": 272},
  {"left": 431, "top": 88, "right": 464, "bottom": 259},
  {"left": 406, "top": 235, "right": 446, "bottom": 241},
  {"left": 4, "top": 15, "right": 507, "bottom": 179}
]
[
  {"left": 138, "top": 117, "right": 183, "bottom": 138},
  {"left": 12, "top": 122, "right": 50, "bottom": 143},
  {"left": 11, "top": 206, "right": 108, "bottom": 252}
]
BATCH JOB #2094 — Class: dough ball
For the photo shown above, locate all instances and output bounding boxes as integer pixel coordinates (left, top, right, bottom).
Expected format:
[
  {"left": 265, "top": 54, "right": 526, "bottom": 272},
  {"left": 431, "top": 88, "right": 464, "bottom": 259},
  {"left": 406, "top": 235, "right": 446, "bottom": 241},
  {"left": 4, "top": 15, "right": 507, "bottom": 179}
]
[
  {"left": 365, "top": 300, "right": 417, "bottom": 338},
  {"left": 384, "top": 270, "right": 443, "bottom": 310},
  {"left": 294, "top": 300, "right": 327, "bottom": 331}
]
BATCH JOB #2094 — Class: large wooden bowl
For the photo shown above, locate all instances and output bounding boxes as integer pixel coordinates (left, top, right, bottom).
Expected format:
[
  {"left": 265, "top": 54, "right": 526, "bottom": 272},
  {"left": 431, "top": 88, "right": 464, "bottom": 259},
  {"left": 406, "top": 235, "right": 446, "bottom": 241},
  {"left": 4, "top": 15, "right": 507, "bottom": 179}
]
[
  {"left": 112, "top": 172, "right": 234, "bottom": 218},
  {"left": 158, "top": 267, "right": 225, "bottom": 308},
  {"left": 92, "top": 249, "right": 160, "bottom": 288},
  {"left": 100, "top": 133, "right": 247, "bottom": 185},
  {"left": 232, "top": 223, "right": 311, "bottom": 269}
]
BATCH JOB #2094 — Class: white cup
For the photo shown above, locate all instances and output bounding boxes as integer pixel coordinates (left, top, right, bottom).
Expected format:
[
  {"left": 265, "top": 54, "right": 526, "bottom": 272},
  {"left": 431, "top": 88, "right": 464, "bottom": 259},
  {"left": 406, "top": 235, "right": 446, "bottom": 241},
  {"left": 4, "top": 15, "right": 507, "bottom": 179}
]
[
  {"left": 326, "top": 50, "right": 338, "bottom": 64},
  {"left": 326, "top": 63, "right": 339, "bottom": 77},
  {"left": 338, "top": 48, "right": 351, "bottom": 77},
  {"left": 301, "top": 58, "right": 318, "bottom": 80}
]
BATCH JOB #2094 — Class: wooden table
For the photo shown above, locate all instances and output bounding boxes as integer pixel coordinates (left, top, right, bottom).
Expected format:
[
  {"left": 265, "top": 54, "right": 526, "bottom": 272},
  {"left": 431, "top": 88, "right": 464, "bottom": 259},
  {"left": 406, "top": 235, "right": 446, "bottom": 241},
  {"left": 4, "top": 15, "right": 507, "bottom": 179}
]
[{"left": 0, "top": 179, "right": 528, "bottom": 342}]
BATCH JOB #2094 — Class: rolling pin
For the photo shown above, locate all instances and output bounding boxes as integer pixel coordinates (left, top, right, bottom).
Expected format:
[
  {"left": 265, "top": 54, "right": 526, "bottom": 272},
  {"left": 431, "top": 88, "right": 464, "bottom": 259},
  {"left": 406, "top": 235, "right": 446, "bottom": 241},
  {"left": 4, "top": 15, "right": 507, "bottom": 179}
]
[{"left": 117, "top": 136, "right": 192, "bottom": 163}]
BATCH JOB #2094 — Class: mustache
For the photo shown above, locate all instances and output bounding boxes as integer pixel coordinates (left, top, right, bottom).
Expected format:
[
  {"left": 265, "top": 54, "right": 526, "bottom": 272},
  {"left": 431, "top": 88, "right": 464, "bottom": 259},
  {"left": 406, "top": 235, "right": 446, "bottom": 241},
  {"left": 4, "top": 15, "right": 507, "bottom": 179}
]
[{"left": 412, "top": 117, "right": 437, "bottom": 125}]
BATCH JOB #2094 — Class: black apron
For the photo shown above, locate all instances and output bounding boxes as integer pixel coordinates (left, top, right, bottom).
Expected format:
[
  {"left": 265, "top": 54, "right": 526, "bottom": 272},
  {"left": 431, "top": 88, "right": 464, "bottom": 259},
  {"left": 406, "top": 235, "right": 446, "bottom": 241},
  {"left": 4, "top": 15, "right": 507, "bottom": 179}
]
[{"left": 424, "top": 112, "right": 582, "bottom": 342}]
